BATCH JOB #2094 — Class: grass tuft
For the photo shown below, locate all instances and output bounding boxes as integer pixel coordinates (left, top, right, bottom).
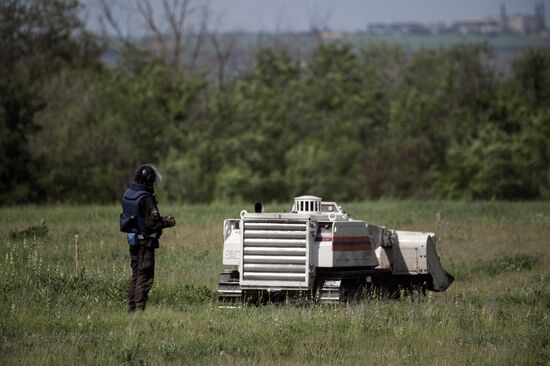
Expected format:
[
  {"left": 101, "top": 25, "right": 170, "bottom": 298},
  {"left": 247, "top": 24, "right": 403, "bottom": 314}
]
[
  {"left": 8, "top": 221, "right": 49, "bottom": 240},
  {"left": 476, "top": 253, "right": 541, "bottom": 276}
]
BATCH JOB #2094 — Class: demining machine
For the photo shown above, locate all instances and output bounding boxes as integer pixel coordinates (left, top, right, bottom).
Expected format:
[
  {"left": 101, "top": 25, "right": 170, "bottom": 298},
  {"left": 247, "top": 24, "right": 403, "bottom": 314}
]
[{"left": 218, "top": 196, "right": 454, "bottom": 304}]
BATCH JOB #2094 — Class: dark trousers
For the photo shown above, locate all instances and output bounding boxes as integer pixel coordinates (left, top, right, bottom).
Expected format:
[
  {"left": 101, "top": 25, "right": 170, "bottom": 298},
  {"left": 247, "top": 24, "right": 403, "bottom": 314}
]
[{"left": 128, "top": 243, "right": 156, "bottom": 311}]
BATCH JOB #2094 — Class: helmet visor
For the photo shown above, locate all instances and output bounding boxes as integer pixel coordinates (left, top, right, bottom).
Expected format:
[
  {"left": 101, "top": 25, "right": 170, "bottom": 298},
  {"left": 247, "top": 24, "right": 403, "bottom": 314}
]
[{"left": 149, "top": 164, "right": 163, "bottom": 186}]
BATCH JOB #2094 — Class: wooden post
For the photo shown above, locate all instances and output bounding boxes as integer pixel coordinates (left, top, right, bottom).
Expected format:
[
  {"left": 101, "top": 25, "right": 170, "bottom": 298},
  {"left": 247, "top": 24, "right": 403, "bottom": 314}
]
[
  {"left": 435, "top": 211, "right": 441, "bottom": 242},
  {"left": 74, "top": 233, "right": 80, "bottom": 278}
]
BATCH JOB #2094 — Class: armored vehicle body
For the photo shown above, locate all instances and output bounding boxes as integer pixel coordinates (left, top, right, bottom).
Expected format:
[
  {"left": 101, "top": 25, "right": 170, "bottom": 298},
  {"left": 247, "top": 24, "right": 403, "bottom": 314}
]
[{"left": 218, "top": 196, "right": 454, "bottom": 304}]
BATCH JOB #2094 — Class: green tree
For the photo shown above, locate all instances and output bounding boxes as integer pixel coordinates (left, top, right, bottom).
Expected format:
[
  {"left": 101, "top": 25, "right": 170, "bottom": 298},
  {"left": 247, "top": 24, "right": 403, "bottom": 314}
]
[
  {"left": 0, "top": 0, "right": 98, "bottom": 203},
  {"left": 511, "top": 49, "right": 550, "bottom": 108},
  {"left": 437, "top": 48, "right": 550, "bottom": 199},
  {"left": 32, "top": 61, "right": 205, "bottom": 203}
]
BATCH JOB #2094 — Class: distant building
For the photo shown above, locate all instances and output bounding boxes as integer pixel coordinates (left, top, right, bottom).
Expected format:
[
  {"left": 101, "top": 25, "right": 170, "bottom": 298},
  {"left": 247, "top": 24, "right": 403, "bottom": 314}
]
[
  {"left": 366, "top": 1, "right": 547, "bottom": 36},
  {"left": 507, "top": 15, "right": 538, "bottom": 34},
  {"left": 366, "top": 22, "right": 431, "bottom": 35},
  {"left": 320, "top": 31, "right": 345, "bottom": 40},
  {"left": 500, "top": 1, "right": 546, "bottom": 35},
  {"left": 535, "top": 2, "right": 547, "bottom": 30},
  {"left": 390, "top": 22, "right": 430, "bottom": 35},
  {"left": 367, "top": 23, "right": 392, "bottom": 35},
  {"left": 500, "top": 3, "right": 507, "bottom": 33},
  {"left": 428, "top": 23, "right": 447, "bottom": 35},
  {"left": 452, "top": 17, "right": 500, "bottom": 35}
]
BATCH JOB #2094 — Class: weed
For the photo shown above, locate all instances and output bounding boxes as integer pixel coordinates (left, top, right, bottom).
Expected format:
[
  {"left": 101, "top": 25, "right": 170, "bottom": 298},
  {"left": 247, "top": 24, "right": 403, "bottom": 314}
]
[{"left": 8, "top": 221, "right": 49, "bottom": 240}]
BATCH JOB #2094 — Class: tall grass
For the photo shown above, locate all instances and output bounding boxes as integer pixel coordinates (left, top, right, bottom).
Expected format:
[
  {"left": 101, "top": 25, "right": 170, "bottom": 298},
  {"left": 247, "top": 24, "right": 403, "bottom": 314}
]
[{"left": 1, "top": 201, "right": 549, "bottom": 365}]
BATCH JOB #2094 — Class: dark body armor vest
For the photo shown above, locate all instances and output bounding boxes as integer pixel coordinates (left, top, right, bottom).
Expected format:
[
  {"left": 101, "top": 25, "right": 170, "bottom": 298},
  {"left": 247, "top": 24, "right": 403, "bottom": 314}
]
[{"left": 120, "top": 183, "right": 154, "bottom": 236}]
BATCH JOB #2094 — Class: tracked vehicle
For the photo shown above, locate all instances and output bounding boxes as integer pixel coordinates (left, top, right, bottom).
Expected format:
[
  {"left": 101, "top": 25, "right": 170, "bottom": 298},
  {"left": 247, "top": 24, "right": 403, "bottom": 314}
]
[{"left": 218, "top": 196, "right": 454, "bottom": 304}]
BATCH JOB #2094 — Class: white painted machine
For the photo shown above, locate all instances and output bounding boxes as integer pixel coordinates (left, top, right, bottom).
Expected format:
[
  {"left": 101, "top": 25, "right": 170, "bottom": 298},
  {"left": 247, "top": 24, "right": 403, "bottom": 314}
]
[{"left": 218, "top": 196, "right": 454, "bottom": 304}]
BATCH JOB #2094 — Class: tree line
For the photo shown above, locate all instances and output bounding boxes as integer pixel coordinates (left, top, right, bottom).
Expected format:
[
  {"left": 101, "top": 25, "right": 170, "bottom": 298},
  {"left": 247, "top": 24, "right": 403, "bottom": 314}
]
[{"left": 1, "top": 0, "right": 549, "bottom": 204}]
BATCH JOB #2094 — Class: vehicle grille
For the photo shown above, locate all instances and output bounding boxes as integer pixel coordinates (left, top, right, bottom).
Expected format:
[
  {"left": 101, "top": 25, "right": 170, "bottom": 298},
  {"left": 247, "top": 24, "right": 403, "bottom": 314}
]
[{"left": 241, "top": 220, "right": 308, "bottom": 287}]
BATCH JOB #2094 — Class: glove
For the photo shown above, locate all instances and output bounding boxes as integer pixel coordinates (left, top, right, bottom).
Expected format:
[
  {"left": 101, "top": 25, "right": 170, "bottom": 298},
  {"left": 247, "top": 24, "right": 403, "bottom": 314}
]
[{"left": 163, "top": 216, "right": 176, "bottom": 228}]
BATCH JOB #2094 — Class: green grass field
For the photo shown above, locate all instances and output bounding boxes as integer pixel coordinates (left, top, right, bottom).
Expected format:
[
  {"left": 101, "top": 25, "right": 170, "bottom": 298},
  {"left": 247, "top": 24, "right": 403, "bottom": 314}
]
[{"left": 1, "top": 201, "right": 549, "bottom": 365}]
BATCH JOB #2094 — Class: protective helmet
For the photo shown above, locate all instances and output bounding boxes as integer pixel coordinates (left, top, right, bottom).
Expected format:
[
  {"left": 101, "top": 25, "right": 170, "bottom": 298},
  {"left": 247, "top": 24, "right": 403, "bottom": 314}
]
[{"left": 134, "top": 164, "right": 163, "bottom": 186}]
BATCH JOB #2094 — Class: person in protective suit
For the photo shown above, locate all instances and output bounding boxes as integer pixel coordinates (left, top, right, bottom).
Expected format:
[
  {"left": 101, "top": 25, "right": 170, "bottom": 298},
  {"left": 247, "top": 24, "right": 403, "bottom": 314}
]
[{"left": 120, "top": 164, "right": 176, "bottom": 312}]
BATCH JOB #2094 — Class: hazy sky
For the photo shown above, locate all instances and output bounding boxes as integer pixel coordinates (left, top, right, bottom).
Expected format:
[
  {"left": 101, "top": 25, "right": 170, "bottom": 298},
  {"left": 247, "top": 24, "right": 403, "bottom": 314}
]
[{"left": 85, "top": 0, "right": 550, "bottom": 33}]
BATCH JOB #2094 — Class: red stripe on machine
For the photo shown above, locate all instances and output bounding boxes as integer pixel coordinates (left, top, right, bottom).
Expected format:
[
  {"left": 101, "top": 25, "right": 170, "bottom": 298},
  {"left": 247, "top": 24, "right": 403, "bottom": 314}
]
[
  {"left": 333, "top": 236, "right": 371, "bottom": 243},
  {"left": 320, "top": 236, "right": 373, "bottom": 251},
  {"left": 332, "top": 245, "right": 373, "bottom": 251}
]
